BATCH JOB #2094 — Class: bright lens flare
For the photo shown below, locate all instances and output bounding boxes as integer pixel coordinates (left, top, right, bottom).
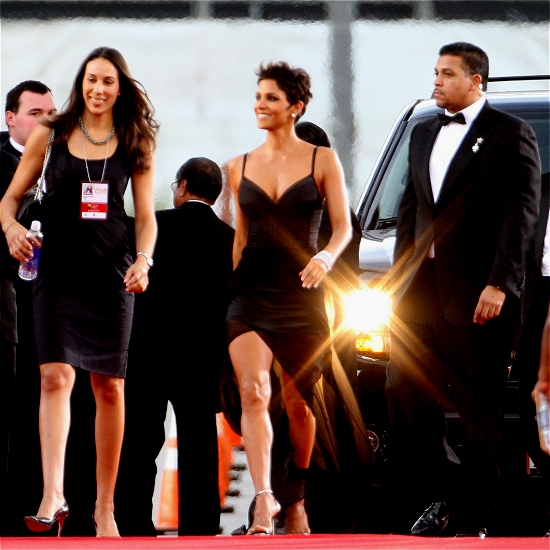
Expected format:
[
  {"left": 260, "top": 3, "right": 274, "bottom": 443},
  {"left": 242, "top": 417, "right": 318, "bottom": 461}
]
[{"left": 342, "top": 288, "right": 392, "bottom": 334}]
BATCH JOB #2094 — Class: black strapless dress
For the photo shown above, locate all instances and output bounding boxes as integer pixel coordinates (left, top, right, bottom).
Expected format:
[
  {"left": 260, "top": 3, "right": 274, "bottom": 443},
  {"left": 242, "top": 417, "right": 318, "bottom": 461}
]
[
  {"left": 33, "top": 141, "right": 134, "bottom": 377},
  {"left": 227, "top": 147, "right": 330, "bottom": 403}
]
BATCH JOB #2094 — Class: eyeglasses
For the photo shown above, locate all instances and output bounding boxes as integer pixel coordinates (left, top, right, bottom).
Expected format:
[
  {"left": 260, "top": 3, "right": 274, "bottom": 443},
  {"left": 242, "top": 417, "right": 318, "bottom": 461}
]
[{"left": 170, "top": 181, "right": 179, "bottom": 190}]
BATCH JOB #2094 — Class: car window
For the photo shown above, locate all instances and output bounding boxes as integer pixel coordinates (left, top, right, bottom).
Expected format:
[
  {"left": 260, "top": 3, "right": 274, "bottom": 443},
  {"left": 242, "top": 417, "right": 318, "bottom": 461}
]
[
  {"left": 365, "top": 104, "right": 548, "bottom": 234},
  {"left": 364, "top": 119, "right": 420, "bottom": 232}
]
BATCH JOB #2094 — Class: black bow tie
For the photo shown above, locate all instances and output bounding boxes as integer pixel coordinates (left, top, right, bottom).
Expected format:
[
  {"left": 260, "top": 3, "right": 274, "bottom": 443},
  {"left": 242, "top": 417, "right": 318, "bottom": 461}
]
[{"left": 438, "top": 112, "right": 466, "bottom": 126}]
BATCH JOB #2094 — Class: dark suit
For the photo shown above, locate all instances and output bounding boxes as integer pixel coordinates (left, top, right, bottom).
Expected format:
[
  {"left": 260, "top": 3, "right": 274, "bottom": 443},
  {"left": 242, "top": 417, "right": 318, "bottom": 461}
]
[
  {"left": 115, "top": 201, "right": 234, "bottom": 536},
  {"left": 511, "top": 173, "right": 550, "bottom": 527},
  {"left": 0, "top": 133, "right": 20, "bottom": 535},
  {"left": 386, "top": 102, "right": 541, "bottom": 529}
]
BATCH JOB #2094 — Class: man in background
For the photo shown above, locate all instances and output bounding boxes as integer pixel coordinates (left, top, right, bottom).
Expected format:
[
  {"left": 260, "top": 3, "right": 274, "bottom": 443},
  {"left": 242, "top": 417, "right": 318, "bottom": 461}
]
[
  {"left": 115, "top": 157, "right": 235, "bottom": 536},
  {"left": 510, "top": 171, "right": 550, "bottom": 535},
  {"left": 0, "top": 80, "right": 55, "bottom": 536}
]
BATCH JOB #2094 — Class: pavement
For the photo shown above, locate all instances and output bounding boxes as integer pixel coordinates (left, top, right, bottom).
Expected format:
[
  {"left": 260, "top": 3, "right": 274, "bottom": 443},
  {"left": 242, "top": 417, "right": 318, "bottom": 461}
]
[
  {"left": 153, "top": 405, "right": 253, "bottom": 537},
  {"left": 219, "top": 447, "right": 254, "bottom": 536}
]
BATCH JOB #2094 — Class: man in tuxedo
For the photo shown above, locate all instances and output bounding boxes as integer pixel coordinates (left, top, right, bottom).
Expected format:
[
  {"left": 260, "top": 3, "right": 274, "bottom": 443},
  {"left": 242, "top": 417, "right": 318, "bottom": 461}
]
[
  {"left": 385, "top": 42, "right": 541, "bottom": 537},
  {"left": 0, "top": 81, "right": 55, "bottom": 535},
  {"left": 510, "top": 171, "right": 549, "bottom": 534},
  {"left": 115, "top": 157, "right": 235, "bottom": 536}
]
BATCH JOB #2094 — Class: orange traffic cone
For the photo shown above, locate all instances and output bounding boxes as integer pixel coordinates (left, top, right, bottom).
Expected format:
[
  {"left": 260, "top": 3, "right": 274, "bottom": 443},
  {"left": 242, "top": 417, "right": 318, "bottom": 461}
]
[
  {"left": 155, "top": 413, "right": 179, "bottom": 532},
  {"left": 217, "top": 413, "right": 243, "bottom": 505},
  {"left": 217, "top": 413, "right": 231, "bottom": 505}
]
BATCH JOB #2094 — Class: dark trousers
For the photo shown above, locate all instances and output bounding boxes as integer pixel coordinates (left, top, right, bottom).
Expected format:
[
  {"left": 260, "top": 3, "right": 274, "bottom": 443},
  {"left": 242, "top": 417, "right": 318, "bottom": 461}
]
[
  {"left": 115, "top": 348, "right": 221, "bottom": 536},
  {"left": 386, "top": 261, "right": 517, "bottom": 526},
  {"left": 0, "top": 343, "right": 16, "bottom": 536}
]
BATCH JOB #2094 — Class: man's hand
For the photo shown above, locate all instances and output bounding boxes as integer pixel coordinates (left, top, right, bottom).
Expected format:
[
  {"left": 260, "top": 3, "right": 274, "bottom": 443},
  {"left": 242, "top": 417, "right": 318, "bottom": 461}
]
[{"left": 473, "top": 285, "right": 506, "bottom": 325}]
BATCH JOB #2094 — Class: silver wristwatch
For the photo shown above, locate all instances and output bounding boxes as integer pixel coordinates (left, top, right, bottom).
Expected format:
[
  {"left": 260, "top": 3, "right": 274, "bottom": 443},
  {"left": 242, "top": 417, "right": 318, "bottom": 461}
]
[{"left": 136, "top": 251, "right": 154, "bottom": 267}]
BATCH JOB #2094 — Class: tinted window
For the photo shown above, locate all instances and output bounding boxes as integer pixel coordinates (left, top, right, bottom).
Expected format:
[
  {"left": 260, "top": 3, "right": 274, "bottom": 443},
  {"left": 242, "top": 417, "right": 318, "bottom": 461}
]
[{"left": 365, "top": 102, "right": 548, "bottom": 233}]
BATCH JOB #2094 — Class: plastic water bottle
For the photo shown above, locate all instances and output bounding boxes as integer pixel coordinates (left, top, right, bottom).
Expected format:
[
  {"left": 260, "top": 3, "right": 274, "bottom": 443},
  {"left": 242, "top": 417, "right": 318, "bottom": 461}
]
[{"left": 18, "top": 220, "right": 43, "bottom": 281}]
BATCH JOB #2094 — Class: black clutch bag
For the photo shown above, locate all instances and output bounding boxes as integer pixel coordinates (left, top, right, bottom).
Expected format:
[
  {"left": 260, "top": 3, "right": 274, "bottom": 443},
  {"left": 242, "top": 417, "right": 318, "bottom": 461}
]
[{"left": 17, "top": 128, "right": 54, "bottom": 229}]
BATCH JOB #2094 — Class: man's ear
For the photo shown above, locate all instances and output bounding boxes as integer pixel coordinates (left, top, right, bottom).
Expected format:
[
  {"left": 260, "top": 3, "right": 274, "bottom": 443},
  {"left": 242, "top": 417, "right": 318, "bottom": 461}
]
[
  {"left": 470, "top": 73, "right": 483, "bottom": 90},
  {"left": 5, "top": 111, "right": 15, "bottom": 128}
]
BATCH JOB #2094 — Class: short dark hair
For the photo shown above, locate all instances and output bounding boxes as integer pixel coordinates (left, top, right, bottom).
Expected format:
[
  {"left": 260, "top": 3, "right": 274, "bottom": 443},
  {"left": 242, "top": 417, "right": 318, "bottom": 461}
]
[
  {"left": 255, "top": 61, "right": 312, "bottom": 122},
  {"left": 175, "top": 157, "right": 222, "bottom": 203},
  {"left": 439, "top": 42, "right": 489, "bottom": 91},
  {"left": 294, "top": 121, "right": 331, "bottom": 148},
  {"left": 5, "top": 80, "right": 52, "bottom": 114}
]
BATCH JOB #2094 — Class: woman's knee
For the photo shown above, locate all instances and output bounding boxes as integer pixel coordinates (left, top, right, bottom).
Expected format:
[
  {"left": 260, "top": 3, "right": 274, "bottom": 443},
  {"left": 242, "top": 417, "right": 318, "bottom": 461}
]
[
  {"left": 40, "top": 363, "right": 74, "bottom": 393},
  {"left": 92, "top": 375, "right": 124, "bottom": 407},
  {"left": 239, "top": 378, "right": 271, "bottom": 411},
  {"left": 286, "top": 397, "right": 311, "bottom": 423}
]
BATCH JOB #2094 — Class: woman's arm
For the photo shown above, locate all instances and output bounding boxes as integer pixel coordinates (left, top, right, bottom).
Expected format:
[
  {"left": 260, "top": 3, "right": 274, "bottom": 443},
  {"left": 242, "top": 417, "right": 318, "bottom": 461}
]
[
  {"left": 227, "top": 155, "right": 247, "bottom": 270},
  {"left": 125, "top": 153, "right": 157, "bottom": 293},
  {"left": 300, "top": 147, "right": 352, "bottom": 289},
  {"left": 1, "top": 123, "right": 50, "bottom": 261},
  {"left": 533, "top": 305, "right": 550, "bottom": 454},
  {"left": 534, "top": 305, "right": 550, "bottom": 399},
  {"left": 318, "top": 147, "right": 352, "bottom": 258}
]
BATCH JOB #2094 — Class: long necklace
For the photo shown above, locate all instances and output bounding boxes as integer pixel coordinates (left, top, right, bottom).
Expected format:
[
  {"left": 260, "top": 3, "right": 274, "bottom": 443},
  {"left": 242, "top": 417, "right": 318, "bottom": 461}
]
[
  {"left": 80, "top": 132, "right": 111, "bottom": 182},
  {"left": 78, "top": 117, "right": 115, "bottom": 146}
]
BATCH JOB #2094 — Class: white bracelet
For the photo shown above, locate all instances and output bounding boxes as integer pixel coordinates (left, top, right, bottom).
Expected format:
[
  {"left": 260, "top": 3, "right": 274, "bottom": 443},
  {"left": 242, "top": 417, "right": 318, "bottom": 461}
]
[{"left": 312, "top": 250, "right": 334, "bottom": 272}]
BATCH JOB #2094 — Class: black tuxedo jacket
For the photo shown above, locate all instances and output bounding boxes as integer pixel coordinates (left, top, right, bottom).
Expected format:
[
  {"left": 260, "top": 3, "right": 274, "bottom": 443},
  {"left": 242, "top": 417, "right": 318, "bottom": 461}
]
[
  {"left": 533, "top": 172, "right": 549, "bottom": 269},
  {"left": 0, "top": 134, "right": 21, "bottom": 343},
  {"left": 130, "top": 201, "right": 235, "bottom": 374},
  {"left": 394, "top": 102, "right": 541, "bottom": 325}
]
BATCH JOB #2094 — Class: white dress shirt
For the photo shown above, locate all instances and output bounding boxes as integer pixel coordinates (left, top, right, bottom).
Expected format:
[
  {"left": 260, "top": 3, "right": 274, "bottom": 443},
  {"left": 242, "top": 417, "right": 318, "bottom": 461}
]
[
  {"left": 427, "top": 95, "right": 486, "bottom": 258},
  {"left": 9, "top": 136, "right": 25, "bottom": 154},
  {"left": 429, "top": 95, "right": 487, "bottom": 202}
]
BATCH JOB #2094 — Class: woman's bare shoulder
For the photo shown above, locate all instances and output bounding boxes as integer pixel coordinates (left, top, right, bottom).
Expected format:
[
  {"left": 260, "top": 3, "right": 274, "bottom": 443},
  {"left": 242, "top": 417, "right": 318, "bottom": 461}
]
[{"left": 227, "top": 153, "right": 245, "bottom": 174}]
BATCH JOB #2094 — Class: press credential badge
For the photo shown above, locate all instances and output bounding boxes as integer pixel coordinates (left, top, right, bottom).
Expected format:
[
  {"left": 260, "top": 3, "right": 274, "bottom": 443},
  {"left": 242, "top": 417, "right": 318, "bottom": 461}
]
[{"left": 81, "top": 181, "right": 108, "bottom": 219}]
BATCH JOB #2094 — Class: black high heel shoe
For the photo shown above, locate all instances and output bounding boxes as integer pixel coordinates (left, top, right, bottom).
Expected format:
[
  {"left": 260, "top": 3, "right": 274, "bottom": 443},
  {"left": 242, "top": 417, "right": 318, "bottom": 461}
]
[
  {"left": 231, "top": 489, "right": 281, "bottom": 535},
  {"left": 24, "top": 501, "right": 70, "bottom": 536}
]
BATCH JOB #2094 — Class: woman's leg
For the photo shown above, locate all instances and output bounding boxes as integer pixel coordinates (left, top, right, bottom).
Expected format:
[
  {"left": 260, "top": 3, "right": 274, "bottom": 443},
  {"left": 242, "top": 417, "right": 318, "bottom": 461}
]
[
  {"left": 229, "top": 332, "right": 279, "bottom": 531},
  {"left": 281, "top": 370, "right": 315, "bottom": 534},
  {"left": 36, "top": 362, "right": 75, "bottom": 519},
  {"left": 90, "top": 372, "right": 125, "bottom": 537}
]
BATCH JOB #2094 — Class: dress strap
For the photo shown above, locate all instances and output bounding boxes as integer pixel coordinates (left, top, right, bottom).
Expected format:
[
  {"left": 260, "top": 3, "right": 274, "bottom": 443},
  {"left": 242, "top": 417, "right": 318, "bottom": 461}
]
[
  {"left": 311, "top": 146, "right": 318, "bottom": 174},
  {"left": 242, "top": 153, "right": 248, "bottom": 177}
]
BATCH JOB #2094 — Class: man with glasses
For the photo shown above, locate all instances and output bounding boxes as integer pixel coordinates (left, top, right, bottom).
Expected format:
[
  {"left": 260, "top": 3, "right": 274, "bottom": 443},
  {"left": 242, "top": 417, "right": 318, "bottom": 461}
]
[{"left": 115, "top": 157, "right": 234, "bottom": 536}]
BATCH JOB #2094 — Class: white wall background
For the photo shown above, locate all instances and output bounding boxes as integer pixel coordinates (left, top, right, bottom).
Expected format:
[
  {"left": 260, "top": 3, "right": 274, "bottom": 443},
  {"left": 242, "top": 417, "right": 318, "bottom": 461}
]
[{"left": 1, "top": 17, "right": 548, "bottom": 210}]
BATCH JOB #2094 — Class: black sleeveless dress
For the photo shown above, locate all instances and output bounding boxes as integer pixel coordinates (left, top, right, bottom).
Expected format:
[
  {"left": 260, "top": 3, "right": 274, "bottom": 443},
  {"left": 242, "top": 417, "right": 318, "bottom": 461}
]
[
  {"left": 227, "top": 147, "right": 330, "bottom": 403},
  {"left": 33, "top": 141, "right": 134, "bottom": 377}
]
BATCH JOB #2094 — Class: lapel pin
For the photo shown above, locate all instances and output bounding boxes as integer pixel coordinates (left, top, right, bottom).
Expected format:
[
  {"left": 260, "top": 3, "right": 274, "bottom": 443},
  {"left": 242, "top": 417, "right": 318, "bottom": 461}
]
[{"left": 472, "top": 137, "right": 484, "bottom": 153}]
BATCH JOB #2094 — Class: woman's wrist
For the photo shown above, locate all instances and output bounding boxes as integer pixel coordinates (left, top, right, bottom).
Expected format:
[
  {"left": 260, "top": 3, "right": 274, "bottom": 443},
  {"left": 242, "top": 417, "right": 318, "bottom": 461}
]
[
  {"left": 312, "top": 249, "right": 334, "bottom": 272},
  {"left": 2, "top": 220, "right": 17, "bottom": 234}
]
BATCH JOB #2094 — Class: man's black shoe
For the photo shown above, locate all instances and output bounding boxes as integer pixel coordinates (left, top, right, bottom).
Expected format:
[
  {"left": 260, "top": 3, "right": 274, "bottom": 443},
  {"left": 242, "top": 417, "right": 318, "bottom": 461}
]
[{"left": 411, "top": 501, "right": 451, "bottom": 536}]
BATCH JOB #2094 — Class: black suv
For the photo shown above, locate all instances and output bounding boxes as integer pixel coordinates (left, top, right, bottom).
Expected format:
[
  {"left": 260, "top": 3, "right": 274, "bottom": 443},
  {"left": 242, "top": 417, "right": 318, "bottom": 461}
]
[{"left": 350, "top": 78, "right": 549, "bottom": 535}]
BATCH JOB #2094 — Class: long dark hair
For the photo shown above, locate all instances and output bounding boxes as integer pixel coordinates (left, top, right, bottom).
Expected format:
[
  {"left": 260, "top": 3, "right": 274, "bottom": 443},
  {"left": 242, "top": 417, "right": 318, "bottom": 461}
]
[{"left": 50, "top": 46, "right": 159, "bottom": 173}]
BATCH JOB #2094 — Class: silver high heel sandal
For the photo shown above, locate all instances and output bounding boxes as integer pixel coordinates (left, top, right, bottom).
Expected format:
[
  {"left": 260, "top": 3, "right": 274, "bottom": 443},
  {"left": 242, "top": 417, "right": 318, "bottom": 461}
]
[{"left": 231, "top": 489, "right": 281, "bottom": 535}]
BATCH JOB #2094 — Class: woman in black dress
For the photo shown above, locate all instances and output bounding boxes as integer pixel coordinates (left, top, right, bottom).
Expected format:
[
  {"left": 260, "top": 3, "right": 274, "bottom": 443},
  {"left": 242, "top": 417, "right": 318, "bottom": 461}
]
[
  {"left": 1, "top": 47, "right": 158, "bottom": 537},
  {"left": 226, "top": 62, "right": 351, "bottom": 535}
]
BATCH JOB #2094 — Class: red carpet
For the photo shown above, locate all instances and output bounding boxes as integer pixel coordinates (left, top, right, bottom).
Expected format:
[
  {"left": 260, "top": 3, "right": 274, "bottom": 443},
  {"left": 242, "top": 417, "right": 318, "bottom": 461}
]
[{"left": 1, "top": 535, "right": 548, "bottom": 550}]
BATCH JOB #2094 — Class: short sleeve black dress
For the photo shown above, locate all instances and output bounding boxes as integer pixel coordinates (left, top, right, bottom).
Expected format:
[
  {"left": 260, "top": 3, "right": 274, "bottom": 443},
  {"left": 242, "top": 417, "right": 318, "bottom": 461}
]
[
  {"left": 33, "top": 139, "right": 134, "bottom": 378},
  {"left": 226, "top": 147, "right": 330, "bottom": 404}
]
